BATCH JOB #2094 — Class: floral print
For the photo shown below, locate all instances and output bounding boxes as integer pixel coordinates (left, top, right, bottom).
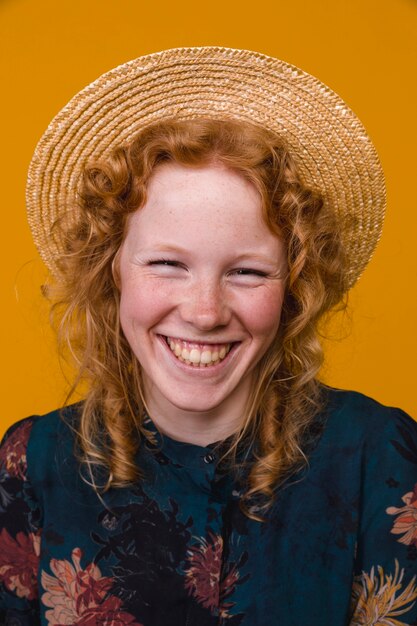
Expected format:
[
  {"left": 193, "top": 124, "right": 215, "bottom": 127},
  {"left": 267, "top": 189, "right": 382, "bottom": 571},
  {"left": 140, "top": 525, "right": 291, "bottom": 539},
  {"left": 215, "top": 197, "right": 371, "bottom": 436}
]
[
  {"left": 41, "top": 547, "right": 141, "bottom": 625},
  {"left": 0, "top": 528, "right": 40, "bottom": 600},
  {"left": 387, "top": 484, "right": 417, "bottom": 547},
  {"left": 0, "top": 419, "right": 32, "bottom": 480},
  {"left": 185, "top": 532, "right": 223, "bottom": 611},
  {"left": 184, "top": 532, "right": 242, "bottom": 618},
  {"left": 350, "top": 560, "right": 417, "bottom": 625},
  {"left": 1, "top": 391, "right": 417, "bottom": 625}
]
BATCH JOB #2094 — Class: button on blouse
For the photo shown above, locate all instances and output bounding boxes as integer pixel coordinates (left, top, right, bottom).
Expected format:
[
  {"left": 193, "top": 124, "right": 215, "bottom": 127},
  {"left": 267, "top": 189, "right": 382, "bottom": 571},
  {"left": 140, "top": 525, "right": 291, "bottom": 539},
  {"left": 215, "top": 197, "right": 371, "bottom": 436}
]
[{"left": 1, "top": 388, "right": 417, "bottom": 625}]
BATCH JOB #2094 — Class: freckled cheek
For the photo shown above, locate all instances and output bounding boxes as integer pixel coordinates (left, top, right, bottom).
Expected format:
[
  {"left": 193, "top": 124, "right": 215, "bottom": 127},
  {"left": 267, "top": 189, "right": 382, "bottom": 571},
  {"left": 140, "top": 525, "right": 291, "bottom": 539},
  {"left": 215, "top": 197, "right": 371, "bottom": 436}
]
[
  {"left": 241, "top": 289, "right": 285, "bottom": 340},
  {"left": 119, "top": 281, "right": 174, "bottom": 330}
]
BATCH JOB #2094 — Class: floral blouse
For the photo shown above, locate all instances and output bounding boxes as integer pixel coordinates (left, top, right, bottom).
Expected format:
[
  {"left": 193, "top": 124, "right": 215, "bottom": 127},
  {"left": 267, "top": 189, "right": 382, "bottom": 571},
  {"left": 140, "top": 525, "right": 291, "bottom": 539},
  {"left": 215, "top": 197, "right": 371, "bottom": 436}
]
[{"left": 0, "top": 388, "right": 417, "bottom": 626}]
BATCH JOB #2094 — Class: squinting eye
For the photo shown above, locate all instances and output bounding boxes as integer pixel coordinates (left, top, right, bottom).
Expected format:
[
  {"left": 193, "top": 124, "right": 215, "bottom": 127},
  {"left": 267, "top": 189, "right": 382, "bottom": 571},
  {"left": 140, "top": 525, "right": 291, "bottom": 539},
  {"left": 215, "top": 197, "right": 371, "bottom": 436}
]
[
  {"left": 148, "top": 259, "right": 181, "bottom": 267},
  {"left": 232, "top": 269, "right": 268, "bottom": 277},
  {"left": 146, "top": 259, "right": 188, "bottom": 275}
]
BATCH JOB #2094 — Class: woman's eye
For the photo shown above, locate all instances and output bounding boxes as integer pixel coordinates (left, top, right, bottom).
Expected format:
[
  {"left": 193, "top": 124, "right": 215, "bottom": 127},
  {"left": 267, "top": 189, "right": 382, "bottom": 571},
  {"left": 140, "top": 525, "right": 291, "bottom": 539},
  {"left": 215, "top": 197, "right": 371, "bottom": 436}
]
[
  {"left": 146, "top": 259, "right": 187, "bottom": 274},
  {"left": 232, "top": 269, "right": 267, "bottom": 277},
  {"left": 149, "top": 259, "right": 180, "bottom": 267},
  {"left": 228, "top": 268, "right": 270, "bottom": 285}
]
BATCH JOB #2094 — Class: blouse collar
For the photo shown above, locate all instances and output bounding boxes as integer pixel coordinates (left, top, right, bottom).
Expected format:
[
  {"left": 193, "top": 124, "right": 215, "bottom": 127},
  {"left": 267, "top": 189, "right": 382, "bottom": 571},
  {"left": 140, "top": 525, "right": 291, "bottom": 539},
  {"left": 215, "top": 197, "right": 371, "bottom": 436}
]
[{"left": 142, "top": 414, "right": 253, "bottom": 471}]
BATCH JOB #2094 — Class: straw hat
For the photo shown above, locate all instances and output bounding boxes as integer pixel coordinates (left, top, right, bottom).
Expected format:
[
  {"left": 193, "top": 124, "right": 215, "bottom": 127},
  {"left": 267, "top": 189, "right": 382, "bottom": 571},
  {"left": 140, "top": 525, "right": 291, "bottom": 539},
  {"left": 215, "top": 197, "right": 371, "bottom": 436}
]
[{"left": 26, "top": 46, "right": 385, "bottom": 287}]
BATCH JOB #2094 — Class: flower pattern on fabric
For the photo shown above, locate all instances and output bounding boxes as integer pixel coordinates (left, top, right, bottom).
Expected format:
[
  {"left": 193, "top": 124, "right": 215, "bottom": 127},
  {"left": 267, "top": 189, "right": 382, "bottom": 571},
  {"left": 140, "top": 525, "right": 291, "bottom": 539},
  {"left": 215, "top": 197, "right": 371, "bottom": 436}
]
[
  {"left": 349, "top": 560, "right": 417, "bottom": 625},
  {"left": 1, "top": 394, "right": 417, "bottom": 625},
  {"left": 0, "top": 468, "right": 13, "bottom": 512},
  {"left": 184, "top": 531, "right": 241, "bottom": 619},
  {"left": 92, "top": 494, "right": 195, "bottom": 624},
  {"left": 0, "top": 528, "right": 41, "bottom": 600},
  {"left": 41, "top": 547, "right": 141, "bottom": 625},
  {"left": 0, "top": 420, "right": 32, "bottom": 480},
  {"left": 386, "top": 484, "right": 417, "bottom": 548}
]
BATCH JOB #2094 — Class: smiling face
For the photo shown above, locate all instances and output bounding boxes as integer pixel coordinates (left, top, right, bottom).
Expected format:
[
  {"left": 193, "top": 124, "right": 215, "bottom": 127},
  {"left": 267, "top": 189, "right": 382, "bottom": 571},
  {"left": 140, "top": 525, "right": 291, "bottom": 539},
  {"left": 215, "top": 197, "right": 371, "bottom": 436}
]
[{"left": 118, "top": 162, "right": 287, "bottom": 443}]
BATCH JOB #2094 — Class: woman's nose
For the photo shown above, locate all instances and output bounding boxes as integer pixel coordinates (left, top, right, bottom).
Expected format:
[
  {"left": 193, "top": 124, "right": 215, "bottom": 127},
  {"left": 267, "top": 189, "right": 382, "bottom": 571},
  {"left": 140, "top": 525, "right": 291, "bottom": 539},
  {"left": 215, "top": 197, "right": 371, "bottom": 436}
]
[{"left": 179, "top": 281, "right": 231, "bottom": 330}]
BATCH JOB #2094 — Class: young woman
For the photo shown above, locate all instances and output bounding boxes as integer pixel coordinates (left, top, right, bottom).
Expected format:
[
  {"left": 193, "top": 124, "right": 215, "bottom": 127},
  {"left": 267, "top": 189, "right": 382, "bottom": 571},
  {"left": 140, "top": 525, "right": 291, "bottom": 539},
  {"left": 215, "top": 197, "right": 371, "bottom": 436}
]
[{"left": 1, "top": 47, "right": 416, "bottom": 625}]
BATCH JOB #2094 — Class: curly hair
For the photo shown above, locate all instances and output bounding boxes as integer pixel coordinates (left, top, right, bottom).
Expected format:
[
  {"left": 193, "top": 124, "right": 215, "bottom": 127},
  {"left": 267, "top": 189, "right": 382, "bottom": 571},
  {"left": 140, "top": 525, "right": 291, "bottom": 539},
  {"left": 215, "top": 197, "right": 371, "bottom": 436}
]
[{"left": 50, "top": 117, "right": 348, "bottom": 520}]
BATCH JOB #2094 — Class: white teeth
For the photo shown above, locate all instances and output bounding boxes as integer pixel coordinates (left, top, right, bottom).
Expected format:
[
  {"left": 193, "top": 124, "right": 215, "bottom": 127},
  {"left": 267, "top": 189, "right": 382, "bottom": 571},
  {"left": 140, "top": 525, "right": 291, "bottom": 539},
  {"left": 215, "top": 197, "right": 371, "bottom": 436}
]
[
  {"left": 166, "top": 337, "right": 232, "bottom": 366},
  {"left": 189, "top": 349, "right": 200, "bottom": 363},
  {"left": 201, "top": 350, "right": 212, "bottom": 364}
]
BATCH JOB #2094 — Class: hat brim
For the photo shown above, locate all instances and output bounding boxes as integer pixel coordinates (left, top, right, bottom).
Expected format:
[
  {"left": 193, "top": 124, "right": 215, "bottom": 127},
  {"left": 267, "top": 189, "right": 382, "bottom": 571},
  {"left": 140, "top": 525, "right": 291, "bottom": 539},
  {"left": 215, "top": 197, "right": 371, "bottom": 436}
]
[{"left": 26, "top": 46, "right": 385, "bottom": 287}]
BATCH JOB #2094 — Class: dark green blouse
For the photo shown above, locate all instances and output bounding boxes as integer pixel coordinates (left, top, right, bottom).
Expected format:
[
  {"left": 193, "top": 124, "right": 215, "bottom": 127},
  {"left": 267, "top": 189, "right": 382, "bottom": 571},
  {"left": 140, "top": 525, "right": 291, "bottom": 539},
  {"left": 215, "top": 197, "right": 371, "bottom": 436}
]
[{"left": 1, "top": 388, "right": 417, "bottom": 625}]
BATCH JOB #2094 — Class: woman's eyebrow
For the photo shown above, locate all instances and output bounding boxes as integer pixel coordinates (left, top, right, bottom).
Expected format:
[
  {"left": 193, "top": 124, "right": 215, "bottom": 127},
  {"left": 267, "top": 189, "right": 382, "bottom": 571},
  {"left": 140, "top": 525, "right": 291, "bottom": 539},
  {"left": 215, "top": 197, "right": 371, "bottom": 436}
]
[
  {"left": 232, "top": 252, "right": 281, "bottom": 264},
  {"left": 133, "top": 244, "right": 188, "bottom": 255},
  {"left": 140, "top": 247, "right": 280, "bottom": 265}
]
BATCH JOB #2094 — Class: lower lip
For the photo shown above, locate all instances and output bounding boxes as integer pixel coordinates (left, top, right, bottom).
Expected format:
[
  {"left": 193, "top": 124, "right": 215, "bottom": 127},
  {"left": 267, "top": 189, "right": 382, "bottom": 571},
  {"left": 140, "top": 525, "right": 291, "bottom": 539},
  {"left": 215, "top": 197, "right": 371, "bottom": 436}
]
[{"left": 157, "top": 335, "right": 239, "bottom": 374}]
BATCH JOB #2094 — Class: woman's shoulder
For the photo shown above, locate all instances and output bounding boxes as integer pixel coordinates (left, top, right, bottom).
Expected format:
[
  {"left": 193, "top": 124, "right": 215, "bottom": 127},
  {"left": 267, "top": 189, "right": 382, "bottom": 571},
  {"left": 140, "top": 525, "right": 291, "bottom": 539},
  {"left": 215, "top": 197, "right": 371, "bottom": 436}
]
[
  {"left": 0, "top": 404, "right": 81, "bottom": 482},
  {"left": 319, "top": 385, "right": 416, "bottom": 452},
  {"left": 323, "top": 385, "right": 414, "bottom": 421},
  {"left": 1, "top": 403, "right": 80, "bottom": 444}
]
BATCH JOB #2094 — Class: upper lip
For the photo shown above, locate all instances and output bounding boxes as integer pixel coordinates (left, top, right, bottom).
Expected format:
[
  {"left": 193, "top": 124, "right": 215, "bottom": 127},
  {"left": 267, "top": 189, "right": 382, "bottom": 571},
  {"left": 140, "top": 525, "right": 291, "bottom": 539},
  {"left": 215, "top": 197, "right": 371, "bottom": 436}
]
[{"left": 161, "top": 334, "right": 238, "bottom": 345}]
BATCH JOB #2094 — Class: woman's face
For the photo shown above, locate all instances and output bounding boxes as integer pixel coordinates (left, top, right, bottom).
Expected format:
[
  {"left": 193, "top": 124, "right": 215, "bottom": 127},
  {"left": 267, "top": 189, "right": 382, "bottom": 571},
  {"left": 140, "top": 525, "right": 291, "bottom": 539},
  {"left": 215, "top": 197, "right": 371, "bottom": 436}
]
[{"left": 118, "top": 162, "right": 287, "bottom": 424}]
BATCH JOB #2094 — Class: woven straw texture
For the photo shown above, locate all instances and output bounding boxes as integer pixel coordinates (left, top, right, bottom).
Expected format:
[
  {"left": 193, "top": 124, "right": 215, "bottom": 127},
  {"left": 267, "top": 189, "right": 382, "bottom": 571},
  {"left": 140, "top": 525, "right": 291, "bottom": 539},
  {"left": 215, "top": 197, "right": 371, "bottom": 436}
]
[{"left": 26, "top": 46, "right": 385, "bottom": 287}]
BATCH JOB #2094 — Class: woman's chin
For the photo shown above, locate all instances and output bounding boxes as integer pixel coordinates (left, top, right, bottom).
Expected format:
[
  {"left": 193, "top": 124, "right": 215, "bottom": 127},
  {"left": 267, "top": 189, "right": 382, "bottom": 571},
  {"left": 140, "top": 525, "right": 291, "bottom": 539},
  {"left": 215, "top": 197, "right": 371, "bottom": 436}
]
[
  {"left": 140, "top": 341, "right": 255, "bottom": 419},
  {"left": 158, "top": 391, "right": 230, "bottom": 415}
]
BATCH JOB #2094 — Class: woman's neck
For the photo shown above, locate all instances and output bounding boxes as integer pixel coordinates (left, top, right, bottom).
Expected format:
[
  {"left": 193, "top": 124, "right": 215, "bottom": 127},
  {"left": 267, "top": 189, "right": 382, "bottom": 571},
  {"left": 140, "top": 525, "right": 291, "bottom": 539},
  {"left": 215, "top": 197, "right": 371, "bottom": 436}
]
[{"left": 143, "top": 385, "right": 249, "bottom": 446}]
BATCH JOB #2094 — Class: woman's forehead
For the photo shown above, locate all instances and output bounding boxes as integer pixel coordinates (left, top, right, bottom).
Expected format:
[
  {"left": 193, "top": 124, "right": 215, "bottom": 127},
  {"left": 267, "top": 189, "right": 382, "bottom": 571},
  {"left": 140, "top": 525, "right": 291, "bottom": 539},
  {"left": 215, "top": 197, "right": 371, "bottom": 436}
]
[
  {"left": 134, "top": 163, "right": 258, "bottom": 218},
  {"left": 122, "top": 163, "right": 284, "bottom": 261}
]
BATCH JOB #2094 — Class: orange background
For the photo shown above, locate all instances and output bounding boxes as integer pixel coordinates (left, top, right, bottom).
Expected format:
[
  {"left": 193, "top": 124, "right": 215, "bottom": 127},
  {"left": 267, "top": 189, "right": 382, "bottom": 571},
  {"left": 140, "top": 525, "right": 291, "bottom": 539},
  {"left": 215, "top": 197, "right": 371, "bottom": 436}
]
[{"left": 1, "top": 0, "right": 416, "bottom": 435}]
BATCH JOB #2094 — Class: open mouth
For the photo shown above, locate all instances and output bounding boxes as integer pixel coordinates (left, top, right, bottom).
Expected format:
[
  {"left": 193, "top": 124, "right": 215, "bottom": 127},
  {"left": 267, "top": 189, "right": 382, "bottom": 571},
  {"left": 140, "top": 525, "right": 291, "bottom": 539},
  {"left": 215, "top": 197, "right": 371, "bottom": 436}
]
[{"left": 163, "top": 336, "right": 235, "bottom": 367}]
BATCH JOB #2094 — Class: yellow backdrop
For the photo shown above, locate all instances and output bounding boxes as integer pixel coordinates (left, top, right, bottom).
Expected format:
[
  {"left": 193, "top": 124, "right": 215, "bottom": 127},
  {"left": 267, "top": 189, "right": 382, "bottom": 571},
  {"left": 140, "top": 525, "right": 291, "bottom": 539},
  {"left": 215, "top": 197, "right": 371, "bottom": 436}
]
[{"left": 1, "top": 0, "right": 416, "bottom": 435}]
